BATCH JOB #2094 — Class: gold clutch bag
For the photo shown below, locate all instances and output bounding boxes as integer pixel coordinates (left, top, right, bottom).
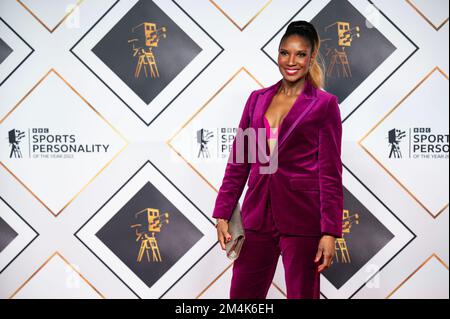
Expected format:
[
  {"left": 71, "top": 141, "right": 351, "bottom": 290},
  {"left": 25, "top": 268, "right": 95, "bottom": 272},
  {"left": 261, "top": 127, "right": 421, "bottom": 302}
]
[{"left": 225, "top": 202, "right": 245, "bottom": 260}]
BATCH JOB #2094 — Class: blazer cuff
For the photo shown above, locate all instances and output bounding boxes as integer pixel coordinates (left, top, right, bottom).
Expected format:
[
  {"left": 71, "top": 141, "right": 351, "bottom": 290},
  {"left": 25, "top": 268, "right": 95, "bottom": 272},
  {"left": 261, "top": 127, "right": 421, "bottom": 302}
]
[
  {"left": 320, "top": 225, "right": 343, "bottom": 238},
  {"left": 212, "top": 205, "right": 232, "bottom": 221}
]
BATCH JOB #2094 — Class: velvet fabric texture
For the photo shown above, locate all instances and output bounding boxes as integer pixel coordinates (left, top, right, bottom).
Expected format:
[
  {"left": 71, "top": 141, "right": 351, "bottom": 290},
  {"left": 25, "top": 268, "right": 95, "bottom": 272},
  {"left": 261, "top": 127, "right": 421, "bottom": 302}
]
[
  {"left": 212, "top": 77, "right": 344, "bottom": 238},
  {"left": 230, "top": 194, "right": 321, "bottom": 299}
]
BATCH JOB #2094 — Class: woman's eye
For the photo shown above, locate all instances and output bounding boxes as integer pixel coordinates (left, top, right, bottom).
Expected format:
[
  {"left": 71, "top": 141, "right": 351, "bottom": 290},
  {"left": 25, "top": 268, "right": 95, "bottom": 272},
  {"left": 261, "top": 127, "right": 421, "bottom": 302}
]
[{"left": 279, "top": 52, "right": 306, "bottom": 57}]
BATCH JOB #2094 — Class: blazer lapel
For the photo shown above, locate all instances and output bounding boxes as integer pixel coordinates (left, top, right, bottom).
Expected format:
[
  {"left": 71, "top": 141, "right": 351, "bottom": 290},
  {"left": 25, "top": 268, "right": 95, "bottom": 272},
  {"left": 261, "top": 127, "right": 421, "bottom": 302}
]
[
  {"left": 253, "top": 78, "right": 318, "bottom": 163},
  {"left": 277, "top": 79, "right": 317, "bottom": 148},
  {"left": 252, "top": 80, "right": 280, "bottom": 162}
]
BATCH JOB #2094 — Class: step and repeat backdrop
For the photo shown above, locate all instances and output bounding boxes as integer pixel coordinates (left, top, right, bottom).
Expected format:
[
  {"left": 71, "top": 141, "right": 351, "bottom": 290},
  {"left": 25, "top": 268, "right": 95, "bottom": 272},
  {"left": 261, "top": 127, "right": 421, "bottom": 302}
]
[{"left": 0, "top": 0, "right": 448, "bottom": 299}]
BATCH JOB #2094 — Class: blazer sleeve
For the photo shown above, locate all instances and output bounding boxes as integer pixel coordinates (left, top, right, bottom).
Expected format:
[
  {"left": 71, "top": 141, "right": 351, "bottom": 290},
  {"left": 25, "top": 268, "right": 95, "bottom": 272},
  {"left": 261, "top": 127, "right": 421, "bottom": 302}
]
[
  {"left": 318, "top": 94, "right": 344, "bottom": 238},
  {"left": 212, "top": 90, "right": 256, "bottom": 221}
]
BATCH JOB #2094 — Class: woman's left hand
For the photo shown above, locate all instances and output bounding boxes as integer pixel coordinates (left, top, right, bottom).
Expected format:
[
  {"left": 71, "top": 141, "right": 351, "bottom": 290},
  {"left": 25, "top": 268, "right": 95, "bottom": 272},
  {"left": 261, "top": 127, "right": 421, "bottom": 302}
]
[{"left": 314, "top": 235, "right": 336, "bottom": 273}]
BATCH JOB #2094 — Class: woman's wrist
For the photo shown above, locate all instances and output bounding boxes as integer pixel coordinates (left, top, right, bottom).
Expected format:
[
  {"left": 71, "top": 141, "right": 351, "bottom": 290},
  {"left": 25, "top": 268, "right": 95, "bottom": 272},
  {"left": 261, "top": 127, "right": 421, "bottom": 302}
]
[
  {"left": 321, "top": 234, "right": 336, "bottom": 240},
  {"left": 215, "top": 218, "right": 228, "bottom": 227}
]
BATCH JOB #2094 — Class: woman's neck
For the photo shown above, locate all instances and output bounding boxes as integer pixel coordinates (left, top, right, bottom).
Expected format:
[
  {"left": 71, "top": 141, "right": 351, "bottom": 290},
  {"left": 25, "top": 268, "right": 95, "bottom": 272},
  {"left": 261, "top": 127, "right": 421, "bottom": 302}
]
[{"left": 278, "top": 77, "right": 306, "bottom": 97}]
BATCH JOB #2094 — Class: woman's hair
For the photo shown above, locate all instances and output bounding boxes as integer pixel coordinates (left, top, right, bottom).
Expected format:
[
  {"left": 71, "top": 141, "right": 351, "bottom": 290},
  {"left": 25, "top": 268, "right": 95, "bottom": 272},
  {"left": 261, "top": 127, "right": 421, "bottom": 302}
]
[{"left": 279, "top": 20, "right": 325, "bottom": 89}]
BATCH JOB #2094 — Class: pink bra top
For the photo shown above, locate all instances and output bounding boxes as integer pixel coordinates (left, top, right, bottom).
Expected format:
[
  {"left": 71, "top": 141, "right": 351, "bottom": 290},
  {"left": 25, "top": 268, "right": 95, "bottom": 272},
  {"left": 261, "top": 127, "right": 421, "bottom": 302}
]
[{"left": 264, "top": 116, "right": 280, "bottom": 139}]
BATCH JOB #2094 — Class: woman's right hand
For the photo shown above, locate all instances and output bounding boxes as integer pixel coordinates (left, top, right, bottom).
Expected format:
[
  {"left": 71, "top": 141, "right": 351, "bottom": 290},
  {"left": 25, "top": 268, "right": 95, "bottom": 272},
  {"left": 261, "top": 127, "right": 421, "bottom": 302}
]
[{"left": 216, "top": 219, "right": 232, "bottom": 250}]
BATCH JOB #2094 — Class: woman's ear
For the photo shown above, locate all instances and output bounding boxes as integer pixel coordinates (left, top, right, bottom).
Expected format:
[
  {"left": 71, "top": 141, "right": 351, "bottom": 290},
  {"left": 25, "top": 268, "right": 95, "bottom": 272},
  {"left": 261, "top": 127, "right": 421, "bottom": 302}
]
[{"left": 310, "top": 49, "right": 317, "bottom": 64}]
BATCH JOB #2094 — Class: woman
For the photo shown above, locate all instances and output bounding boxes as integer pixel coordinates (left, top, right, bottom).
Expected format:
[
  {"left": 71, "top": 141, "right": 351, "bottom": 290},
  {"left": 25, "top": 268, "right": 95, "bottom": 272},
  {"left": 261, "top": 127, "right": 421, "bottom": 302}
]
[{"left": 212, "top": 20, "right": 343, "bottom": 299}]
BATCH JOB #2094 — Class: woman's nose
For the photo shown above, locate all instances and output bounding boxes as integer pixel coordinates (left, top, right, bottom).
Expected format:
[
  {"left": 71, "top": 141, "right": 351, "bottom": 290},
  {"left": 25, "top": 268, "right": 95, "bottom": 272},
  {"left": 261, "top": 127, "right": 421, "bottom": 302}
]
[{"left": 288, "top": 54, "right": 296, "bottom": 65}]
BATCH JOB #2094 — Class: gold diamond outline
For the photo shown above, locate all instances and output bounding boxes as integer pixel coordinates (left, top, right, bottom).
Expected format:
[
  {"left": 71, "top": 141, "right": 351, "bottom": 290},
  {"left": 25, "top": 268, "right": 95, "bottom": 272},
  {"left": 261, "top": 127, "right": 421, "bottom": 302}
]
[
  {"left": 166, "top": 67, "right": 263, "bottom": 194},
  {"left": 406, "top": 0, "right": 449, "bottom": 31},
  {"left": 386, "top": 253, "right": 449, "bottom": 298},
  {"left": 358, "top": 67, "right": 449, "bottom": 219},
  {"left": 209, "top": 0, "right": 273, "bottom": 31},
  {"left": 17, "top": 0, "right": 84, "bottom": 33},
  {"left": 0, "top": 68, "right": 129, "bottom": 217},
  {"left": 195, "top": 261, "right": 233, "bottom": 299},
  {"left": 195, "top": 261, "right": 286, "bottom": 298},
  {"left": 9, "top": 251, "right": 106, "bottom": 298},
  {"left": 270, "top": 281, "right": 287, "bottom": 298}
]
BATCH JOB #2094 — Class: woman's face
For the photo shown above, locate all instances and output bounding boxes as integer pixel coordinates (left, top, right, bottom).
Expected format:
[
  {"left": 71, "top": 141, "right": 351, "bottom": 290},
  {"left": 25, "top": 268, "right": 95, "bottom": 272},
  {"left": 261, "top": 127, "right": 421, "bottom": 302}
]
[{"left": 278, "top": 34, "right": 314, "bottom": 83}]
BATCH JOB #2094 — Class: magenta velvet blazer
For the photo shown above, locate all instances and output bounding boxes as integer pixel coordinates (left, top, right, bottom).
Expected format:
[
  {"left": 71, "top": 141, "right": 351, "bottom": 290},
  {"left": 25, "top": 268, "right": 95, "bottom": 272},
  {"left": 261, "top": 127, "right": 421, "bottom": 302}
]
[{"left": 212, "top": 78, "right": 343, "bottom": 238}]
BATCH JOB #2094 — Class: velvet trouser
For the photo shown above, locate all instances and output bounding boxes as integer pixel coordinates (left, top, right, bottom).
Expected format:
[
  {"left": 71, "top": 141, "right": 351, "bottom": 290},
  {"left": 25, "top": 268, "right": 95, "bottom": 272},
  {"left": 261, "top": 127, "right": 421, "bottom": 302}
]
[{"left": 230, "top": 194, "right": 321, "bottom": 299}]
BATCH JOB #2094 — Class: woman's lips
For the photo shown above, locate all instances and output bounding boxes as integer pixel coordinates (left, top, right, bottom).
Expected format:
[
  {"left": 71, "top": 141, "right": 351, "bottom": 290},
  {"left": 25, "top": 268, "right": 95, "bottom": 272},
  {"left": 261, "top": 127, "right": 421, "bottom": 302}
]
[{"left": 285, "top": 68, "right": 300, "bottom": 75}]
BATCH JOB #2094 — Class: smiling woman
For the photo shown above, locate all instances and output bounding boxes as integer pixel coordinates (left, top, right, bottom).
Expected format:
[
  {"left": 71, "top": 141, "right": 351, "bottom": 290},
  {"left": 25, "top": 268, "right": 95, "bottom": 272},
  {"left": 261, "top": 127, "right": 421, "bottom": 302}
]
[
  {"left": 277, "top": 21, "right": 325, "bottom": 89},
  {"left": 213, "top": 20, "right": 343, "bottom": 300}
]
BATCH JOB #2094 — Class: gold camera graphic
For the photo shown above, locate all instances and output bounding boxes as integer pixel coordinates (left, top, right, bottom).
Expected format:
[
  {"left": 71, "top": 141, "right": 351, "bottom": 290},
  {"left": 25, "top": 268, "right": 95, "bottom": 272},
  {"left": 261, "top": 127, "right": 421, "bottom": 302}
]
[
  {"left": 131, "top": 207, "right": 170, "bottom": 263},
  {"left": 334, "top": 209, "right": 359, "bottom": 263},
  {"left": 128, "top": 22, "right": 167, "bottom": 79},
  {"left": 321, "top": 21, "right": 360, "bottom": 78}
]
